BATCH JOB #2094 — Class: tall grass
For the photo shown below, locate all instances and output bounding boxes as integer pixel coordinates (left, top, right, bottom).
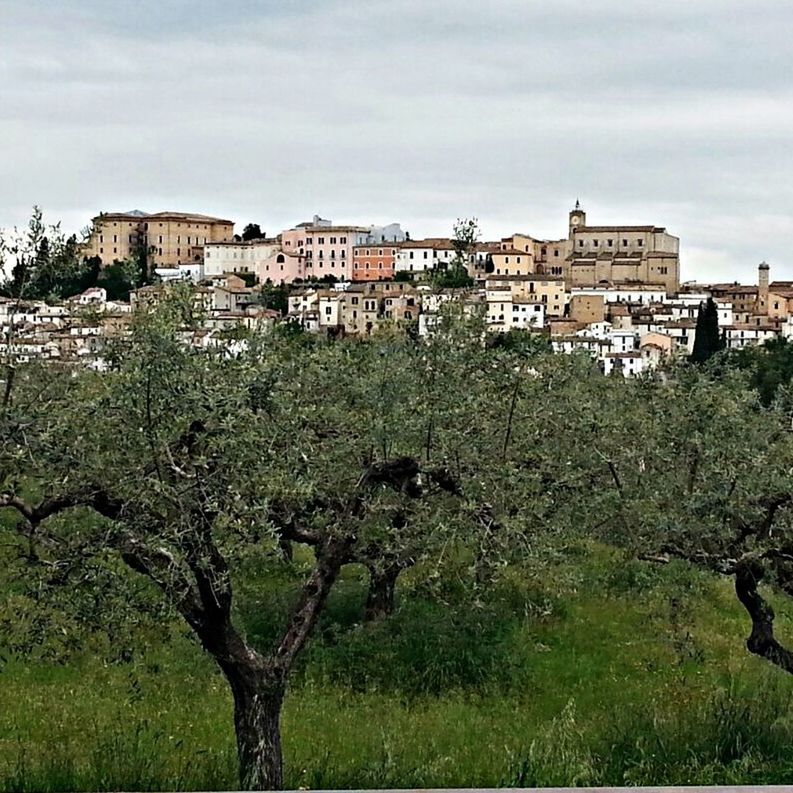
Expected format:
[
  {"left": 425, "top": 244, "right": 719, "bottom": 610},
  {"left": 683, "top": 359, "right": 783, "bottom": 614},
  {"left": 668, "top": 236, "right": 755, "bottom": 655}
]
[{"left": 4, "top": 543, "right": 793, "bottom": 790}]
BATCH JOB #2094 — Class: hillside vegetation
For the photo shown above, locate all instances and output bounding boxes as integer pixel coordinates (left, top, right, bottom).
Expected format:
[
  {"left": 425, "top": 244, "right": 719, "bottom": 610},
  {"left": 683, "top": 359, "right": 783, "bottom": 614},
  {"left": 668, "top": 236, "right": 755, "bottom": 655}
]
[{"left": 5, "top": 301, "right": 793, "bottom": 789}]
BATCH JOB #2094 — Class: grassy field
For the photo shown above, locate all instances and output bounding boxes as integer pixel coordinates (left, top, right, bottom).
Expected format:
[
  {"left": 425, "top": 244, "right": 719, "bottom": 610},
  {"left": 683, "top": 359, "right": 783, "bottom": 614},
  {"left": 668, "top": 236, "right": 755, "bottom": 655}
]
[{"left": 4, "top": 544, "right": 793, "bottom": 790}]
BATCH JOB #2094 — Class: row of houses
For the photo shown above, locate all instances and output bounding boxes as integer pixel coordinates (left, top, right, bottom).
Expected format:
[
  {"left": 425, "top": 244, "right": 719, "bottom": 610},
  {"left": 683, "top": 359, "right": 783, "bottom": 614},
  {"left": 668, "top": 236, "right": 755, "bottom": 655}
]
[
  {"left": 2, "top": 265, "right": 791, "bottom": 377},
  {"left": 284, "top": 262, "right": 793, "bottom": 376},
  {"left": 84, "top": 203, "right": 682, "bottom": 294},
  {"left": 0, "top": 275, "right": 280, "bottom": 370}
]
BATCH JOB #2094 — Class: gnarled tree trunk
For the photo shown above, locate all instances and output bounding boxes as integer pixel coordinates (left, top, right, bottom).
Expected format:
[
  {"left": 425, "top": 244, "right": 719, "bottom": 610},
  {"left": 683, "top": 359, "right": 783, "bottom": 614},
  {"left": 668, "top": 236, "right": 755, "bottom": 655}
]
[{"left": 227, "top": 667, "right": 286, "bottom": 791}]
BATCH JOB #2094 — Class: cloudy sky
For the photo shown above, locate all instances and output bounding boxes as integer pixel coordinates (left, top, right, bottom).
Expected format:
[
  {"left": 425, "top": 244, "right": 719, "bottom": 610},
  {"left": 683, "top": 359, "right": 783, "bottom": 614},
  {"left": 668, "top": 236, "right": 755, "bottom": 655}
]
[{"left": 2, "top": 0, "right": 791, "bottom": 282}]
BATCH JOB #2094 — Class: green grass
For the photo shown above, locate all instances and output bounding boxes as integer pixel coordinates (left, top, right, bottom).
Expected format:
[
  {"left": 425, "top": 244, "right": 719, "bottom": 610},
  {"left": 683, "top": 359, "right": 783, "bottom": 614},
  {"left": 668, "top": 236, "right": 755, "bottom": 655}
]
[{"left": 4, "top": 544, "right": 793, "bottom": 790}]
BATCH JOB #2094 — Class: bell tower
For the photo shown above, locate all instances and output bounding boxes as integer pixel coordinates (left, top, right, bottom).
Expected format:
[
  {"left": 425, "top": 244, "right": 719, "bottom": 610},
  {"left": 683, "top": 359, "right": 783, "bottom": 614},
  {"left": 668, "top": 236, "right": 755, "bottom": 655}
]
[
  {"left": 758, "top": 261, "right": 770, "bottom": 315},
  {"left": 569, "top": 199, "right": 586, "bottom": 238}
]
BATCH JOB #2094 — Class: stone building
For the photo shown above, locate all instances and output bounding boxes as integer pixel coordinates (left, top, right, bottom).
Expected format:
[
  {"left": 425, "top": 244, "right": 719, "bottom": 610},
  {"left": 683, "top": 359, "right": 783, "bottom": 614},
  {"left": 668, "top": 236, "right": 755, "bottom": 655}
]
[
  {"left": 494, "top": 203, "right": 680, "bottom": 293},
  {"left": 84, "top": 210, "right": 234, "bottom": 270}
]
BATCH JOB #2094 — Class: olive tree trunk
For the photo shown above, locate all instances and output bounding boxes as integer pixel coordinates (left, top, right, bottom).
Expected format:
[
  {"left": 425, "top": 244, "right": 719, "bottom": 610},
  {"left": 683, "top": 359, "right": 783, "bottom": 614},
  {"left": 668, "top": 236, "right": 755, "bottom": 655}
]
[
  {"left": 227, "top": 668, "right": 286, "bottom": 791},
  {"left": 364, "top": 561, "right": 405, "bottom": 620}
]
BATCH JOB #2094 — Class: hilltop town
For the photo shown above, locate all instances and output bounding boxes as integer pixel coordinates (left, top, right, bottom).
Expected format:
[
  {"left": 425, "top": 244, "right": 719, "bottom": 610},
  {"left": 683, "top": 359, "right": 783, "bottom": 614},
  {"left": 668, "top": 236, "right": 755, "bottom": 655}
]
[{"left": 2, "top": 203, "right": 788, "bottom": 374}]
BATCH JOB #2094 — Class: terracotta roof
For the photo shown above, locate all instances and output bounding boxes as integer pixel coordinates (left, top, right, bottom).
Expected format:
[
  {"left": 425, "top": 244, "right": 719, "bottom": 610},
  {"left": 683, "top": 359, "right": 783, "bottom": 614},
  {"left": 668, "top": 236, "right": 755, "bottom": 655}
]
[
  {"left": 399, "top": 238, "right": 454, "bottom": 249},
  {"left": 94, "top": 211, "right": 234, "bottom": 224},
  {"left": 492, "top": 248, "right": 532, "bottom": 257},
  {"left": 575, "top": 225, "right": 666, "bottom": 234}
]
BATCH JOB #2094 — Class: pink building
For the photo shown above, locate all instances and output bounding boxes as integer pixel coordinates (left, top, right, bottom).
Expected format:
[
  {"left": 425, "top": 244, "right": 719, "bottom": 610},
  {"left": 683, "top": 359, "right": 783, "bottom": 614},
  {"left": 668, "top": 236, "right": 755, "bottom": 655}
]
[{"left": 281, "top": 216, "right": 374, "bottom": 282}]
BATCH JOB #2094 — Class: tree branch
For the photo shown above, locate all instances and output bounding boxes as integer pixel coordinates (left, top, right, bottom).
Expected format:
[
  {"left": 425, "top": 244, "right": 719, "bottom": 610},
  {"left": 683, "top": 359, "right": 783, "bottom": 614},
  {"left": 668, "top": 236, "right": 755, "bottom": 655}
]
[{"left": 273, "top": 538, "right": 350, "bottom": 674}]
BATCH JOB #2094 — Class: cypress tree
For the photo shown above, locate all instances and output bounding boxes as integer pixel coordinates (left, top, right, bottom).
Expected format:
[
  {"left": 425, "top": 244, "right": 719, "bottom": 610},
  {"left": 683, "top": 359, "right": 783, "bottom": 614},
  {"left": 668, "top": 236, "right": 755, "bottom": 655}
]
[{"left": 691, "top": 297, "right": 724, "bottom": 363}]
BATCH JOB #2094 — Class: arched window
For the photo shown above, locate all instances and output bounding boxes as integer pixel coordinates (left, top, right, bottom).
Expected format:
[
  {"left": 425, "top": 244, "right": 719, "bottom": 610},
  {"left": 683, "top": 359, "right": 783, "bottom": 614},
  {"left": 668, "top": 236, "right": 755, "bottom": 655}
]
[{"left": 276, "top": 254, "right": 285, "bottom": 264}]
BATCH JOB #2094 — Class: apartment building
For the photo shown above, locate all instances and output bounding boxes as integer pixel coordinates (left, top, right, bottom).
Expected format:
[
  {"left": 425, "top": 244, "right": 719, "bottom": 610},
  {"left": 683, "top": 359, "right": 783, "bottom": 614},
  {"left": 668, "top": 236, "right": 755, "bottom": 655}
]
[
  {"left": 485, "top": 275, "right": 566, "bottom": 318},
  {"left": 280, "top": 216, "right": 407, "bottom": 282},
  {"left": 352, "top": 243, "right": 401, "bottom": 282}
]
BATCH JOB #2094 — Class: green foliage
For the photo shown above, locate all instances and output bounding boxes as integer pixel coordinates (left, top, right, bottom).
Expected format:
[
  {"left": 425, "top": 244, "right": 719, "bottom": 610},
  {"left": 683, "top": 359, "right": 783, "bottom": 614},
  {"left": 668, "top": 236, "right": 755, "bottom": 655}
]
[
  {"left": 428, "top": 216, "right": 479, "bottom": 289},
  {"left": 727, "top": 335, "right": 793, "bottom": 406},
  {"left": 0, "top": 208, "right": 97, "bottom": 301},
  {"left": 0, "top": 208, "right": 152, "bottom": 303},
  {"left": 258, "top": 280, "right": 289, "bottom": 314},
  {"left": 430, "top": 265, "right": 474, "bottom": 289},
  {"left": 241, "top": 223, "right": 264, "bottom": 242},
  {"left": 487, "top": 328, "right": 552, "bottom": 357},
  {"left": 95, "top": 259, "right": 146, "bottom": 301}
]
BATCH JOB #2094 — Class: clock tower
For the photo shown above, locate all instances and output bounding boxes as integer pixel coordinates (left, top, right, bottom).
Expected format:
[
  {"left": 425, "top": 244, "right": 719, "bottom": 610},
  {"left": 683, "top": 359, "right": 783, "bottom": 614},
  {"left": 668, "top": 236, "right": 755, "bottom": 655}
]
[{"left": 569, "top": 199, "right": 586, "bottom": 237}]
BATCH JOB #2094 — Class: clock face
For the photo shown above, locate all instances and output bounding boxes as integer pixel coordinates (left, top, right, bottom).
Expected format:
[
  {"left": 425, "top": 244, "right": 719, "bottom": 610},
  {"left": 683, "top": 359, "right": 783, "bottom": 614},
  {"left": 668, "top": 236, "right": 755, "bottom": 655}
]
[{"left": 571, "top": 215, "right": 580, "bottom": 226}]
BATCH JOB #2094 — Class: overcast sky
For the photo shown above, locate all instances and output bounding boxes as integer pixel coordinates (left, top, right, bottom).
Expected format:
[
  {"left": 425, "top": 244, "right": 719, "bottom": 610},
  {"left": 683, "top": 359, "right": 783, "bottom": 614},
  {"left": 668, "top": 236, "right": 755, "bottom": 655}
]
[{"left": 2, "top": 0, "right": 791, "bottom": 283}]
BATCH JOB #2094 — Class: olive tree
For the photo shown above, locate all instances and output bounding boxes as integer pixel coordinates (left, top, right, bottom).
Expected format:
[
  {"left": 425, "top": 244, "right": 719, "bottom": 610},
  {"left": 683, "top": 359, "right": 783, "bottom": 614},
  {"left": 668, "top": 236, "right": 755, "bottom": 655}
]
[
  {"left": 0, "top": 299, "right": 530, "bottom": 789},
  {"left": 567, "top": 364, "right": 793, "bottom": 677}
]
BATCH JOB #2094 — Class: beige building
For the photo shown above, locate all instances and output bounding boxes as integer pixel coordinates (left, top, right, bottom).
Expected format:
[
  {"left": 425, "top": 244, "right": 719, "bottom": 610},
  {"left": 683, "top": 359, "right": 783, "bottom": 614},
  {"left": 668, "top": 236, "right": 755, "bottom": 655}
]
[
  {"left": 569, "top": 294, "right": 606, "bottom": 325},
  {"left": 493, "top": 203, "right": 680, "bottom": 293},
  {"left": 339, "top": 282, "right": 419, "bottom": 335},
  {"left": 564, "top": 204, "right": 679, "bottom": 292},
  {"left": 485, "top": 274, "right": 566, "bottom": 317},
  {"left": 84, "top": 210, "right": 234, "bottom": 270}
]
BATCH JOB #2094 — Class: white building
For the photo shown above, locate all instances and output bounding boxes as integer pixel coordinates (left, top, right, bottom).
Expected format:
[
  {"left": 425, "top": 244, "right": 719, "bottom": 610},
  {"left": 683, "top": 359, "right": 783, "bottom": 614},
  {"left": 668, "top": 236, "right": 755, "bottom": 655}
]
[
  {"left": 394, "top": 239, "right": 456, "bottom": 275},
  {"left": 570, "top": 286, "right": 667, "bottom": 305}
]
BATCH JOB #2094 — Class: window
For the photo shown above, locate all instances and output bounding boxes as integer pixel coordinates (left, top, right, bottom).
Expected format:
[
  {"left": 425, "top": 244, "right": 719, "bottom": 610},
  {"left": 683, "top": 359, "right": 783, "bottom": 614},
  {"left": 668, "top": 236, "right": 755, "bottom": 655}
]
[
  {"left": 340, "top": 237, "right": 347, "bottom": 243},
  {"left": 623, "top": 240, "right": 628, "bottom": 247},
  {"left": 579, "top": 240, "right": 584, "bottom": 248},
  {"left": 607, "top": 239, "right": 613, "bottom": 247},
  {"left": 638, "top": 239, "right": 644, "bottom": 247},
  {"left": 330, "top": 237, "right": 337, "bottom": 244},
  {"left": 593, "top": 240, "right": 599, "bottom": 247},
  {"left": 318, "top": 237, "right": 325, "bottom": 244}
]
